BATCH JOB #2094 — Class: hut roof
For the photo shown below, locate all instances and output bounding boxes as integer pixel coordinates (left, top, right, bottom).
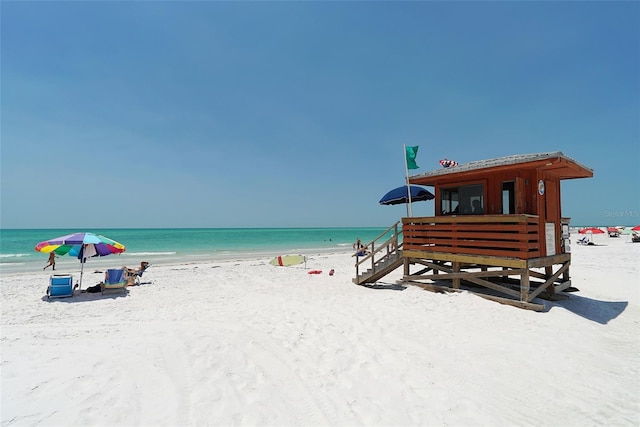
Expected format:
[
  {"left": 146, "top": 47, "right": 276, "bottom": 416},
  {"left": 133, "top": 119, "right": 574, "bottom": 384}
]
[{"left": 409, "top": 151, "right": 593, "bottom": 186}]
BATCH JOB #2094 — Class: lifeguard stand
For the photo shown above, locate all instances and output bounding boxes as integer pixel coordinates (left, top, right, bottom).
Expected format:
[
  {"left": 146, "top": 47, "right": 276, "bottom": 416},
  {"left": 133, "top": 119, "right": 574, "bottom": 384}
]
[{"left": 354, "top": 152, "right": 593, "bottom": 311}]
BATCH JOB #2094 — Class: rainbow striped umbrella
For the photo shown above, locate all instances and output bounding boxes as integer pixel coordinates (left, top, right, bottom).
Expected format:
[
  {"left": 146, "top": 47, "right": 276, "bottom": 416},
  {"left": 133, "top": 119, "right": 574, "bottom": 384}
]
[{"left": 35, "top": 232, "right": 126, "bottom": 289}]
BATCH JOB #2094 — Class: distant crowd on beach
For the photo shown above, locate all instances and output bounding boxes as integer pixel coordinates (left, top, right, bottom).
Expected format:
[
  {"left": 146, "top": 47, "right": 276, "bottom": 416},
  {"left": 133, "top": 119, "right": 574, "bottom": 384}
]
[{"left": 575, "top": 225, "right": 640, "bottom": 244}]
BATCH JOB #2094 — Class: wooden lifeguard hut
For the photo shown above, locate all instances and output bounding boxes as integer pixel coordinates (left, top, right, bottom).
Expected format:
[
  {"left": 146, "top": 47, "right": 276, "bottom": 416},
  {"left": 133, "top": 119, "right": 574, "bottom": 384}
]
[{"left": 353, "top": 151, "right": 593, "bottom": 311}]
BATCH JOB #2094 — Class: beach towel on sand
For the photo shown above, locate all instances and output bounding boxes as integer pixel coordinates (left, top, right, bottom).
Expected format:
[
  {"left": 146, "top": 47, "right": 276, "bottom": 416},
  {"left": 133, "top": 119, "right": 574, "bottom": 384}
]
[{"left": 86, "top": 283, "right": 102, "bottom": 293}]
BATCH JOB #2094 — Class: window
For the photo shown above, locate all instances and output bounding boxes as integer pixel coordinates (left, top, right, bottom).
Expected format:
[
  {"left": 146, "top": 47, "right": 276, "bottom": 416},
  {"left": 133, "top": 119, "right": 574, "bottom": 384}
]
[
  {"left": 502, "top": 181, "right": 515, "bottom": 214},
  {"left": 441, "top": 189, "right": 459, "bottom": 214},
  {"left": 441, "top": 184, "right": 484, "bottom": 215}
]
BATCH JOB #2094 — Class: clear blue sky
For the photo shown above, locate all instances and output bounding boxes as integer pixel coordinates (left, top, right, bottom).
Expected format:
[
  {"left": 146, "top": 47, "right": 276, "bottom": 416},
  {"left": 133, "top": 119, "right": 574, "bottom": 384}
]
[{"left": 1, "top": 1, "right": 638, "bottom": 228}]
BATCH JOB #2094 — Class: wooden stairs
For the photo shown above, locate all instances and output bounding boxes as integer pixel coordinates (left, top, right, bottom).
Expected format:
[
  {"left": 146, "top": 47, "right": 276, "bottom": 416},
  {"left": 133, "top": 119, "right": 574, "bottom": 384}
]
[
  {"left": 353, "top": 222, "right": 404, "bottom": 285},
  {"left": 353, "top": 250, "right": 404, "bottom": 285}
]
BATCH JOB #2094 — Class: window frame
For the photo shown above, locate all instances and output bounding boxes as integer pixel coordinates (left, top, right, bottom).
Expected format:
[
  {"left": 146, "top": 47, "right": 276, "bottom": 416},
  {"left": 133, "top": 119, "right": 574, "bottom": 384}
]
[
  {"left": 502, "top": 181, "right": 515, "bottom": 215},
  {"left": 439, "top": 181, "right": 485, "bottom": 215}
]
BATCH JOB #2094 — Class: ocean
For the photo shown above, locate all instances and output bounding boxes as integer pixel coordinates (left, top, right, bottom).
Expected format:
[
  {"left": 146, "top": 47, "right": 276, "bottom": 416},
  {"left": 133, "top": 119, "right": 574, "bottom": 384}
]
[{"left": 0, "top": 227, "right": 391, "bottom": 275}]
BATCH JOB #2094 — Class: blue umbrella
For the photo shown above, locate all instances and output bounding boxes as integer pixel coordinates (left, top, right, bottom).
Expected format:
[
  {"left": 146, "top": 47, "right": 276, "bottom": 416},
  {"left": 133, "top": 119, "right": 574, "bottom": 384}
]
[
  {"left": 379, "top": 185, "right": 434, "bottom": 205},
  {"left": 379, "top": 185, "right": 434, "bottom": 217}
]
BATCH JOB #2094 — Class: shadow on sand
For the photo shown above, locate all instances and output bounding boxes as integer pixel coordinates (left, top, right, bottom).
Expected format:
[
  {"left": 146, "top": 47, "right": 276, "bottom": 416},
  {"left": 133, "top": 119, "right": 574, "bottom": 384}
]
[
  {"left": 365, "top": 282, "right": 407, "bottom": 291},
  {"left": 551, "top": 294, "right": 628, "bottom": 324},
  {"left": 365, "top": 280, "right": 628, "bottom": 324},
  {"left": 42, "top": 290, "right": 128, "bottom": 303}
]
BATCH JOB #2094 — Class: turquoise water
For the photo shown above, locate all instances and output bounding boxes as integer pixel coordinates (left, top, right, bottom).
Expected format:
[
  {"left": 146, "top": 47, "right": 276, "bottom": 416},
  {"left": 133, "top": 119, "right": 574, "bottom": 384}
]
[{"left": 0, "top": 228, "right": 390, "bottom": 274}]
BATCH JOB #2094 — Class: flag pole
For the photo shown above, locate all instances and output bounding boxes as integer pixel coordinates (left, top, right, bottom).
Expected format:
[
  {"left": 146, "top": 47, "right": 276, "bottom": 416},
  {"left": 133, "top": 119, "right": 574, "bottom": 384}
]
[{"left": 404, "top": 144, "right": 413, "bottom": 217}]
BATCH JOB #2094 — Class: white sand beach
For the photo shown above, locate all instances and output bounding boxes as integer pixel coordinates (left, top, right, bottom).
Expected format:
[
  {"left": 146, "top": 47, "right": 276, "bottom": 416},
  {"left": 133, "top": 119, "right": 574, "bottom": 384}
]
[{"left": 1, "top": 236, "right": 639, "bottom": 426}]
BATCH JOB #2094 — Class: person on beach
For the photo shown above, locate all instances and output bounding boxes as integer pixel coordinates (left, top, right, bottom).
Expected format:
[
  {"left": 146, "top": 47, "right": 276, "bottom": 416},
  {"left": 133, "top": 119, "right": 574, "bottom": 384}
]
[
  {"left": 354, "top": 239, "right": 369, "bottom": 256},
  {"left": 124, "top": 261, "right": 150, "bottom": 285},
  {"left": 125, "top": 261, "right": 149, "bottom": 276},
  {"left": 43, "top": 252, "right": 57, "bottom": 270}
]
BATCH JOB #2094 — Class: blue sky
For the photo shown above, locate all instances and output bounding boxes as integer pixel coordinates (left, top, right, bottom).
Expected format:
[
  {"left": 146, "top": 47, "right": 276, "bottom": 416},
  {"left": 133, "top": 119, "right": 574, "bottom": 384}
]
[{"left": 1, "top": 1, "right": 638, "bottom": 228}]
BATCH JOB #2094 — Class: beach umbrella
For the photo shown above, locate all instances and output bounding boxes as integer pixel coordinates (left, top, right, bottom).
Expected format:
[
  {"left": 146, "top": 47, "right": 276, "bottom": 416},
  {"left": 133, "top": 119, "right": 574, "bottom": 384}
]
[
  {"left": 379, "top": 185, "right": 435, "bottom": 206},
  {"left": 578, "top": 227, "right": 604, "bottom": 243},
  {"left": 35, "top": 232, "right": 126, "bottom": 289},
  {"left": 380, "top": 185, "right": 434, "bottom": 216},
  {"left": 607, "top": 227, "right": 620, "bottom": 236},
  {"left": 632, "top": 225, "right": 640, "bottom": 231},
  {"left": 579, "top": 227, "right": 605, "bottom": 234}
]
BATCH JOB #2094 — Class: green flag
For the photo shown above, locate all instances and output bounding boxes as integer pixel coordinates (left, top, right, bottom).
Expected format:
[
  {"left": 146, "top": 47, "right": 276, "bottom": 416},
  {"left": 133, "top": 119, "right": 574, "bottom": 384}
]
[{"left": 406, "top": 145, "right": 419, "bottom": 169}]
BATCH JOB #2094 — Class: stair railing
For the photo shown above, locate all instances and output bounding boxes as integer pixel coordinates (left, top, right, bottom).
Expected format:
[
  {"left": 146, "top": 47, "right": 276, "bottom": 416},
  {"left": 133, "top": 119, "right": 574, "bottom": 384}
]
[{"left": 354, "top": 221, "right": 402, "bottom": 280}]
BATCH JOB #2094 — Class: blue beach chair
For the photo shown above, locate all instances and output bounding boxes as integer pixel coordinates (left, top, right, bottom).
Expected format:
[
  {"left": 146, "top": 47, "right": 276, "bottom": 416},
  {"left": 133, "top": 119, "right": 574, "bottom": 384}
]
[
  {"left": 102, "top": 268, "right": 128, "bottom": 295},
  {"left": 576, "top": 236, "right": 589, "bottom": 245},
  {"left": 47, "top": 274, "right": 74, "bottom": 299}
]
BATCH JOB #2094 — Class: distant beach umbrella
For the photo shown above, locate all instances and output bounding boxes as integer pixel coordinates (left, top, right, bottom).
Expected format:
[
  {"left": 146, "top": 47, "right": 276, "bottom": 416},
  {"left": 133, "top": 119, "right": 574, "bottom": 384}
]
[
  {"left": 607, "top": 227, "right": 620, "bottom": 237},
  {"left": 35, "top": 232, "right": 126, "bottom": 290},
  {"left": 578, "top": 227, "right": 604, "bottom": 243},
  {"left": 578, "top": 227, "right": 605, "bottom": 234},
  {"left": 632, "top": 225, "right": 640, "bottom": 231}
]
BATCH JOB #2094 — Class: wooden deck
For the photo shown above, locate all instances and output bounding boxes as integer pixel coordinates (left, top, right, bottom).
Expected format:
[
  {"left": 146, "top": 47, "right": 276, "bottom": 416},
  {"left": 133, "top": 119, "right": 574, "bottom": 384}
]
[{"left": 354, "top": 215, "right": 573, "bottom": 311}]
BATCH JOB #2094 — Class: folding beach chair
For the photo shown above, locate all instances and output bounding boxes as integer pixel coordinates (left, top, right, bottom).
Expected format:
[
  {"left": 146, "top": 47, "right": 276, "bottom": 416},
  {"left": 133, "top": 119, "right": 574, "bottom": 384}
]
[
  {"left": 47, "top": 274, "right": 74, "bottom": 299},
  {"left": 131, "top": 261, "right": 151, "bottom": 285},
  {"left": 102, "top": 268, "right": 128, "bottom": 295}
]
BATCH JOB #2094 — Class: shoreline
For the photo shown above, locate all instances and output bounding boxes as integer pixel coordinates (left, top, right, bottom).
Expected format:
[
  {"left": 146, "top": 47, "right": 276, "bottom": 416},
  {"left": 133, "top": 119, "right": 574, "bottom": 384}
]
[
  {"left": 0, "top": 227, "right": 377, "bottom": 276},
  {"left": 0, "top": 246, "right": 355, "bottom": 279}
]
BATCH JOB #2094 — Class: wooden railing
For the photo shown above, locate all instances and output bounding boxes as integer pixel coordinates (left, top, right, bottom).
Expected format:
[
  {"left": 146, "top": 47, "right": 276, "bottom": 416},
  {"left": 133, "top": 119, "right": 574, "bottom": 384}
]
[
  {"left": 402, "top": 215, "right": 541, "bottom": 259},
  {"left": 354, "top": 221, "right": 402, "bottom": 280}
]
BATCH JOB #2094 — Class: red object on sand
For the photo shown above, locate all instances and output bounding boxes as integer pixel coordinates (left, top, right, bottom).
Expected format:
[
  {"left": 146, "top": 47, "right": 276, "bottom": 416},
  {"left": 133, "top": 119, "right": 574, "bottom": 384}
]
[
  {"left": 329, "top": 269, "right": 335, "bottom": 276},
  {"left": 308, "top": 270, "right": 322, "bottom": 275}
]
